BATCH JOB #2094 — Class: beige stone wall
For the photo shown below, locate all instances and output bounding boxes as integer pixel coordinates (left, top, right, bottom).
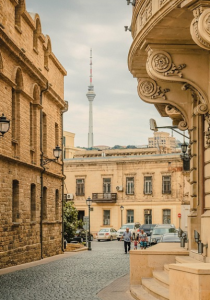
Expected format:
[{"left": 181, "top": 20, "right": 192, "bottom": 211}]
[
  {"left": 64, "top": 150, "right": 186, "bottom": 235},
  {"left": 63, "top": 131, "right": 82, "bottom": 159},
  {"left": 0, "top": 0, "right": 66, "bottom": 268}
]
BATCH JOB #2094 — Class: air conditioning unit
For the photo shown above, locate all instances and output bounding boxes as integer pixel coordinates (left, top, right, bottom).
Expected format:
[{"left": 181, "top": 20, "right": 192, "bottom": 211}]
[
  {"left": 116, "top": 186, "right": 123, "bottom": 192},
  {"left": 67, "top": 194, "right": 74, "bottom": 200}
]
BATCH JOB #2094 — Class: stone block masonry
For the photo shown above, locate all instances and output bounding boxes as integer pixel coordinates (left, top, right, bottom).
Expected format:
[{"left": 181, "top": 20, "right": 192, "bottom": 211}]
[{"left": 0, "top": 0, "right": 67, "bottom": 268}]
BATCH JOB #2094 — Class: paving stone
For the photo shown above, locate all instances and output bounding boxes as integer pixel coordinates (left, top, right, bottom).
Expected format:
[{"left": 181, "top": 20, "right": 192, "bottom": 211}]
[{"left": 0, "top": 241, "right": 130, "bottom": 300}]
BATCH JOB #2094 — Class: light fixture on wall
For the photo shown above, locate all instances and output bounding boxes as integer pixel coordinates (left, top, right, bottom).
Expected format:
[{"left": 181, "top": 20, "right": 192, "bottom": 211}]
[
  {"left": 126, "top": 0, "right": 136, "bottom": 6},
  {"left": 180, "top": 142, "right": 190, "bottom": 171},
  {"left": 43, "top": 145, "right": 62, "bottom": 165},
  {"left": 0, "top": 114, "right": 10, "bottom": 137},
  {"left": 198, "top": 241, "right": 208, "bottom": 254},
  {"left": 124, "top": 26, "right": 131, "bottom": 32},
  {"left": 194, "top": 230, "right": 200, "bottom": 243}
]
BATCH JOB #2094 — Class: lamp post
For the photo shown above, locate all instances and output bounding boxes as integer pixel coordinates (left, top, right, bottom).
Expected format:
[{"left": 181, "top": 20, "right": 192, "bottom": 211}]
[
  {"left": 120, "top": 205, "right": 124, "bottom": 227},
  {"left": 0, "top": 114, "right": 10, "bottom": 136},
  {"left": 86, "top": 196, "right": 92, "bottom": 251}
]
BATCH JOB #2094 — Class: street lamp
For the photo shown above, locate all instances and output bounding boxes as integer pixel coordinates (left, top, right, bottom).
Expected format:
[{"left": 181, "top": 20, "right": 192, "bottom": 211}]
[
  {"left": 120, "top": 205, "right": 124, "bottom": 227},
  {"left": 43, "top": 145, "right": 62, "bottom": 165},
  {"left": 86, "top": 196, "right": 92, "bottom": 251},
  {"left": 0, "top": 114, "right": 10, "bottom": 136},
  {"left": 180, "top": 142, "right": 190, "bottom": 171}
]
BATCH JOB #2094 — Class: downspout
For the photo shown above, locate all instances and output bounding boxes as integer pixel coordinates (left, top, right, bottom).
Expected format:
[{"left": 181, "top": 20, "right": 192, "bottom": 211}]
[
  {"left": 61, "top": 101, "right": 68, "bottom": 252},
  {"left": 40, "top": 82, "right": 49, "bottom": 259}
]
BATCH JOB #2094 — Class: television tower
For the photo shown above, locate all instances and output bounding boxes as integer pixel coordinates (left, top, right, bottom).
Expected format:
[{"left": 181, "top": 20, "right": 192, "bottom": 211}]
[{"left": 86, "top": 49, "right": 96, "bottom": 148}]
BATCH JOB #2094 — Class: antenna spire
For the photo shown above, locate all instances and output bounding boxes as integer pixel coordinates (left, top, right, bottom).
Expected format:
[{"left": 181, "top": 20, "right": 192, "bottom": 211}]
[{"left": 90, "top": 48, "right": 92, "bottom": 85}]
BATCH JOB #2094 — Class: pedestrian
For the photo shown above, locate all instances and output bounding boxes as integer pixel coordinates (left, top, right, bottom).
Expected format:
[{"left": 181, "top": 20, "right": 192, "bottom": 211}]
[
  {"left": 133, "top": 238, "right": 138, "bottom": 250},
  {"left": 121, "top": 227, "right": 132, "bottom": 254},
  {"left": 139, "top": 229, "right": 147, "bottom": 249}
]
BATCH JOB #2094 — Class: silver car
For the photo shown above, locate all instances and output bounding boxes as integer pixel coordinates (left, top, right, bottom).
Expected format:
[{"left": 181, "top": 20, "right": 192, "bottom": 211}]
[{"left": 96, "top": 228, "right": 117, "bottom": 241}]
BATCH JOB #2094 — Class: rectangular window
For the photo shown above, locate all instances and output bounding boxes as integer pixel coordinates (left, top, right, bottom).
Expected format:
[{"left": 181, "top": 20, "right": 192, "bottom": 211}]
[
  {"left": 103, "top": 210, "right": 110, "bottom": 225},
  {"left": 55, "top": 123, "right": 59, "bottom": 147},
  {"left": 43, "top": 113, "right": 47, "bottom": 155},
  {"left": 144, "top": 176, "right": 152, "bottom": 194},
  {"left": 31, "top": 184, "right": 36, "bottom": 221},
  {"left": 76, "top": 179, "right": 85, "bottom": 196},
  {"left": 55, "top": 189, "right": 59, "bottom": 220},
  {"left": 103, "top": 178, "right": 111, "bottom": 193},
  {"left": 43, "top": 186, "right": 47, "bottom": 220},
  {"left": 12, "top": 180, "right": 19, "bottom": 222},
  {"left": 144, "top": 209, "right": 152, "bottom": 224},
  {"left": 126, "top": 177, "right": 134, "bottom": 195},
  {"left": 162, "top": 176, "right": 171, "bottom": 194},
  {"left": 127, "top": 210, "right": 134, "bottom": 223},
  {"left": 163, "top": 209, "right": 171, "bottom": 224}
]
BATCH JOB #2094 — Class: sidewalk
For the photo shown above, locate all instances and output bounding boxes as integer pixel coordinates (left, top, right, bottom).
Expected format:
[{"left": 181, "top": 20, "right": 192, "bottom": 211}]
[
  {"left": 97, "top": 274, "right": 134, "bottom": 300},
  {"left": 0, "top": 251, "right": 78, "bottom": 276}
]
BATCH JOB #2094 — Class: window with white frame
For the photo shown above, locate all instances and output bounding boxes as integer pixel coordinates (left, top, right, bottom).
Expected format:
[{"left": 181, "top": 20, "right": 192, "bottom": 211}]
[
  {"left": 144, "top": 176, "right": 152, "bottom": 194},
  {"left": 126, "top": 177, "right": 134, "bottom": 195},
  {"left": 103, "top": 178, "right": 111, "bottom": 193},
  {"left": 76, "top": 179, "right": 85, "bottom": 196},
  {"left": 162, "top": 176, "right": 171, "bottom": 194},
  {"left": 127, "top": 210, "right": 134, "bottom": 223},
  {"left": 163, "top": 209, "right": 171, "bottom": 224},
  {"left": 103, "top": 210, "right": 110, "bottom": 225}
]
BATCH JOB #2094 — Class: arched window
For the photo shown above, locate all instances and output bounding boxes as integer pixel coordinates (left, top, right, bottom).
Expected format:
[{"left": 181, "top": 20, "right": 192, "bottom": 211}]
[
  {"left": 31, "top": 184, "right": 36, "bottom": 221},
  {"left": 30, "top": 84, "right": 39, "bottom": 164},
  {"left": 12, "top": 67, "right": 23, "bottom": 158},
  {"left": 43, "top": 186, "right": 47, "bottom": 220},
  {"left": 55, "top": 189, "right": 59, "bottom": 220},
  {"left": 15, "top": 0, "right": 25, "bottom": 30},
  {"left": 55, "top": 123, "right": 59, "bottom": 147},
  {"left": 12, "top": 180, "right": 19, "bottom": 222}
]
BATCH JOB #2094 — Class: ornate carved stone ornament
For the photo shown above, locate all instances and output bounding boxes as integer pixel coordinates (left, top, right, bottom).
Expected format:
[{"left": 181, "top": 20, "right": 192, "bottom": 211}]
[
  {"left": 182, "top": 83, "right": 209, "bottom": 115},
  {"left": 190, "top": 7, "right": 210, "bottom": 50},
  {"left": 138, "top": 78, "right": 170, "bottom": 100},
  {"left": 165, "top": 105, "right": 188, "bottom": 131},
  {"left": 147, "top": 51, "right": 186, "bottom": 79},
  {"left": 205, "top": 114, "right": 210, "bottom": 147}
]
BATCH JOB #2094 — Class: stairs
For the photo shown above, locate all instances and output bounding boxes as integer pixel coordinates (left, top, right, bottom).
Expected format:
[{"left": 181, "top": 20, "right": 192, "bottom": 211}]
[{"left": 130, "top": 256, "right": 199, "bottom": 300}]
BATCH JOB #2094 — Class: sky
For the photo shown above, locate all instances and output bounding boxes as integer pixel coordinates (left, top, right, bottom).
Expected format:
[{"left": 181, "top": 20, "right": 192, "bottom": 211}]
[{"left": 26, "top": 0, "right": 182, "bottom": 147}]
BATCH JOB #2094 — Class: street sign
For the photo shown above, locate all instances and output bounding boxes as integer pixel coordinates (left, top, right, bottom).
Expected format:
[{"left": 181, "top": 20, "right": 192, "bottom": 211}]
[
  {"left": 83, "top": 216, "right": 89, "bottom": 222},
  {"left": 83, "top": 223, "right": 89, "bottom": 230},
  {"left": 178, "top": 213, "right": 181, "bottom": 218}
]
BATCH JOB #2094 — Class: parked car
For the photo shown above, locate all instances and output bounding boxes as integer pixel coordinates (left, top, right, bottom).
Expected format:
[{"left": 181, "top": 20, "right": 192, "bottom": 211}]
[
  {"left": 96, "top": 228, "right": 118, "bottom": 241},
  {"left": 66, "top": 229, "right": 93, "bottom": 243},
  {"left": 137, "top": 224, "right": 157, "bottom": 237},
  {"left": 116, "top": 222, "right": 140, "bottom": 241},
  {"left": 150, "top": 224, "right": 176, "bottom": 245},
  {"left": 159, "top": 233, "right": 181, "bottom": 243}
]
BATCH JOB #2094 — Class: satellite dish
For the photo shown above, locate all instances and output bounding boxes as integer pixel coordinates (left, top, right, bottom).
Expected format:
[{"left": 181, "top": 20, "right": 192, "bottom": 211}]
[{"left": 149, "top": 119, "right": 158, "bottom": 131}]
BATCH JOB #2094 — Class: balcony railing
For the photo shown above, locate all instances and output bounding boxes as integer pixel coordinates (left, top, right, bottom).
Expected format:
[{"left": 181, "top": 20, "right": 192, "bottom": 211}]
[{"left": 92, "top": 193, "right": 117, "bottom": 203}]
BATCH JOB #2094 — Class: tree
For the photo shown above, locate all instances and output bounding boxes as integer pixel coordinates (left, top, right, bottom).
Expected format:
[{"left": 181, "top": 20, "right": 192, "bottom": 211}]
[{"left": 64, "top": 201, "right": 83, "bottom": 239}]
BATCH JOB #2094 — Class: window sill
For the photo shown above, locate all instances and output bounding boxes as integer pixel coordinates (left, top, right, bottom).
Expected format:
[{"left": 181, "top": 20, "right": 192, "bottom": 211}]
[
  {"left": 12, "top": 222, "right": 20, "bottom": 226},
  {"left": 126, "top": 194, "right": 134, "bottom": 196},
  {"left": 42, "top": 220, "right": 62, "bottom": 224},
  {"left": 30, "top": 221, "right": 36, "bottom": 225},
  {"left": 15, "top": 25, "right": 22, "bottom": 34}
]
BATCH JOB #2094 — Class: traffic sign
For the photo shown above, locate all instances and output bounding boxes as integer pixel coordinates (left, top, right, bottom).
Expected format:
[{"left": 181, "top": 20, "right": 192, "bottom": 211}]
[
  {"left": 178, "top": 213, "right": 181, "bottom": 218},
  {"left": 83, "top": 216, "right": 89, "bottom": 222}
]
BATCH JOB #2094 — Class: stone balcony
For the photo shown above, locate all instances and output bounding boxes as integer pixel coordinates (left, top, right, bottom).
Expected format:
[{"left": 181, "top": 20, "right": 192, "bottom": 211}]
[{"left": 92, "top": 193, "right": 117, "bottom": 203}]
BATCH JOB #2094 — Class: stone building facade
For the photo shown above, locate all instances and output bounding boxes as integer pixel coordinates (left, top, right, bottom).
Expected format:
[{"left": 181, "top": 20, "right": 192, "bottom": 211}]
[
  {"left": 64, "top": 146, "right": 189, "bottom": 235},
  {"left": 127, "top": 0, "right": 210, "bottom": 298},
  {"left": 0, "top": 0, "right": 67, "bottom": 268}
]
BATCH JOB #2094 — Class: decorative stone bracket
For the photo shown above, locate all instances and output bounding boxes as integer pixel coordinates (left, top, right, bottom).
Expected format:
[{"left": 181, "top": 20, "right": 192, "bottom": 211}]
[
  {"left": 138, "top": 78, "right": 170, "bottom": 101},
  {"left": 190, "top": 7, "right": 210, "bottom": 50}
]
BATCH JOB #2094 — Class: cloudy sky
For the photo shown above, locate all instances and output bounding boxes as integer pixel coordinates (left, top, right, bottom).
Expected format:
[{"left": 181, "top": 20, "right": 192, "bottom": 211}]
[{"left": 26, "top": 0, "right": 180, "bottom": 147}]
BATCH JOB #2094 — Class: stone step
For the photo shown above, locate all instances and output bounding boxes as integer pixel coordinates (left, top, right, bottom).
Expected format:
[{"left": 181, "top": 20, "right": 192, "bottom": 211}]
[
  {"left": 130, "top": 285, "right": 159, "bottom": 300},
  {"left": 142, "top": 278, "right": 169, "bottom": 300},
  {"left": 175, "top": 255, "right": 200, "bottom": 264},
  {"left": 164, "top": 264, "right": 170, "bottom": 273},
  {"left": 153, "top": 270, "right": 169, "bottom": 287}
]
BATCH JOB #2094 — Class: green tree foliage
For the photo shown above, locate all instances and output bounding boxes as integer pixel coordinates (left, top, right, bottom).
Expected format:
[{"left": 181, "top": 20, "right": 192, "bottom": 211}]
[{"left": 64, "top": 201, "right": 83, "bottom": 239}]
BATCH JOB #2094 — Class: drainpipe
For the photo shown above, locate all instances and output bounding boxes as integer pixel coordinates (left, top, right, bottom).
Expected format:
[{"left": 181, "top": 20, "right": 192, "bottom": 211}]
[
  {"left": 40, "top": 82, "right": 49, "bottom": 259},
  {"left": 61, "top": 101, "right": 68, "bottom": 252}
]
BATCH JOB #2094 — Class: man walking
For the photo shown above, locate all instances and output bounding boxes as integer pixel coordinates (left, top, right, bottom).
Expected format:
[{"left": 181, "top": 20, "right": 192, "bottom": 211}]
[{"left": 121, "top": 227, "right": 132, "bottom": 254}]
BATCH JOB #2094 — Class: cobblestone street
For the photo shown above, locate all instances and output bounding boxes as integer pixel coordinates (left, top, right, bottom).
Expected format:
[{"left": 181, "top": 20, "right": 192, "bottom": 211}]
[{"left": 0, "top": 241, "right": 130, "bottom": 300}]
